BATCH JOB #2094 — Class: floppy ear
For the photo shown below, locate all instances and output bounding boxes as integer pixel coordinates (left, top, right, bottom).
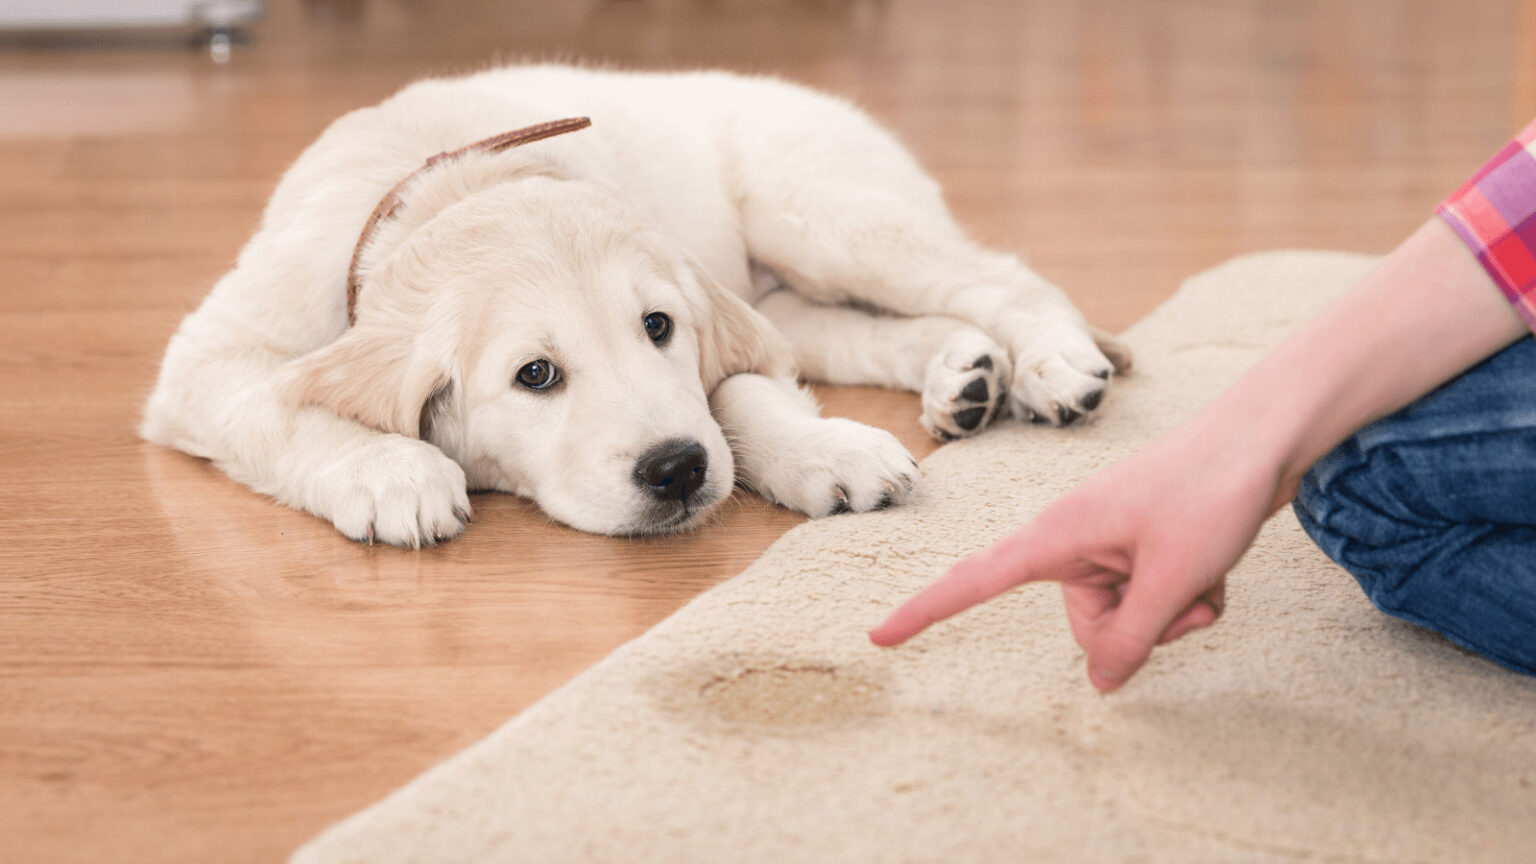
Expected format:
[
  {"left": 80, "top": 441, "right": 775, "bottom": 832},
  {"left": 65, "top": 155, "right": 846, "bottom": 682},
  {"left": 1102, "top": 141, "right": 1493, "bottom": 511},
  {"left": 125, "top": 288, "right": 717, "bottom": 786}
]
[
  {"left": 284, "top": 326, "right": 451, "bottom": 439},
  {"left": 683, "top": 259, "right": 797, "bottom": 391}
]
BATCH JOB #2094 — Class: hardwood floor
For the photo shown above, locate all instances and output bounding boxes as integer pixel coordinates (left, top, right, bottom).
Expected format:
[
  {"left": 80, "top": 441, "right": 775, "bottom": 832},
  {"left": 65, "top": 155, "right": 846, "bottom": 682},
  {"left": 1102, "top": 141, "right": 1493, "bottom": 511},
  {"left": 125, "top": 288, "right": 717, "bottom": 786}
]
[{"left": 2, "top": 1, "right": 1532, "bottom": 861}]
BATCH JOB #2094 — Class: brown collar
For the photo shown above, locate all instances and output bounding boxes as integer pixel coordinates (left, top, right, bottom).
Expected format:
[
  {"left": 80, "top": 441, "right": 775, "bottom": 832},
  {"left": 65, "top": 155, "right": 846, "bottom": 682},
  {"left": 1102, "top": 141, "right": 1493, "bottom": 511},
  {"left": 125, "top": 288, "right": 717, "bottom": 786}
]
[{"left": 345, "top": 116, "right": 592, "bottom": 326}]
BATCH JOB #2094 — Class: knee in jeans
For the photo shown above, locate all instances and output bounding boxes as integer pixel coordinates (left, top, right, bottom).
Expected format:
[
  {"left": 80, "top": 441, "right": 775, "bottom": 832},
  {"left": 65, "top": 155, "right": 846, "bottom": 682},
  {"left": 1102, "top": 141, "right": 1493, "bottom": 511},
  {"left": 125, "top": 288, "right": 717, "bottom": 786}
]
[
  {"left": 1290, "top": 435, "right": 1474, "bottom": 628},
  {"left": 1294, "top": 439, "right": 1435, "bottom": 553}
]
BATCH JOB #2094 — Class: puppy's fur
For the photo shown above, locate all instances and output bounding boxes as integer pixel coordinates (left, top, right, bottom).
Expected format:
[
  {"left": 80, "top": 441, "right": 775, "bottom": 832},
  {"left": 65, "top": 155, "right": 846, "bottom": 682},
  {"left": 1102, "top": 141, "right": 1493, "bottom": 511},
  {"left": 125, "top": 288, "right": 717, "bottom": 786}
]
[{"left": 142, "top": 65, "right": 1128, "bottom": 545}]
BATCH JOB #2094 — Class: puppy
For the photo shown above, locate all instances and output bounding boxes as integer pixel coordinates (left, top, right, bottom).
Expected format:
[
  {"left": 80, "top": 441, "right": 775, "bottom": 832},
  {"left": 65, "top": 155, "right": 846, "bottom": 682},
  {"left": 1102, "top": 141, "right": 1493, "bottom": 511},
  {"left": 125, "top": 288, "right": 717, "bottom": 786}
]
[{"left": 141, "top": 65, "right": 1128, "bottom": 545}]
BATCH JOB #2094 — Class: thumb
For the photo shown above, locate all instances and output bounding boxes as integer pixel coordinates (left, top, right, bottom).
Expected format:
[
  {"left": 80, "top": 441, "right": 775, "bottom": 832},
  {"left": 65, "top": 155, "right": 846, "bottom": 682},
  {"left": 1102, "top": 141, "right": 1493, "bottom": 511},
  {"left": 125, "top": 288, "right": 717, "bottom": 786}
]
[{"left": 1083, "top": 554, "right": 1197, "bottom": 692}]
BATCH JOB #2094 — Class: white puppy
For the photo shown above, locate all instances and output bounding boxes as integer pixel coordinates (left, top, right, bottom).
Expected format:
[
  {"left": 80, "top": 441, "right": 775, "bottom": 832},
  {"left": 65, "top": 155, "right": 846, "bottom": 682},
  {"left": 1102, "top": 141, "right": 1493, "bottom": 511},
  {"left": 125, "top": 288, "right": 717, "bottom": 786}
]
[{"left": 141, "top": 65, "right": 1129, "bottom": 545}]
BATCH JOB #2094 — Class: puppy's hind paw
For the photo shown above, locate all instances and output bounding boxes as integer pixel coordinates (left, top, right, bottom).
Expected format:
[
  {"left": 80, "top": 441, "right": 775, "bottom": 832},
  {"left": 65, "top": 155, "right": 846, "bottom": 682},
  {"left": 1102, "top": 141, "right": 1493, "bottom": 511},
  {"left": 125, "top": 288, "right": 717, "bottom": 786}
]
[
  {"left": 921, "top": 329, "right": 1011, "bottom": 442},
  {"left": 1005, "top": 320, "right": 1127, "bottom": 427}
]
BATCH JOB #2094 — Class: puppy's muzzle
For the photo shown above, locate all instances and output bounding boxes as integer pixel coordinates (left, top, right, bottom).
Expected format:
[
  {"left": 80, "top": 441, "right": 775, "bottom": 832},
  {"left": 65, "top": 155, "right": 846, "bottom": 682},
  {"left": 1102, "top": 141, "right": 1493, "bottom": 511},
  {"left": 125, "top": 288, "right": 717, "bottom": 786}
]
[{"left": 633, "top": 438, "right": 709, "bottom": 504}]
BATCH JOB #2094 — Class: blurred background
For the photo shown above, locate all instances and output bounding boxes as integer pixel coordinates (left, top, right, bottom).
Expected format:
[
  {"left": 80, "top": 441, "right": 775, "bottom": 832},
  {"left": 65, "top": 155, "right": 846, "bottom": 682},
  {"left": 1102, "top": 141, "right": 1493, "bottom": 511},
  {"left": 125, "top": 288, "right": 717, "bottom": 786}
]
[
  {"left": 3, "top": 3, "right": 1534, "bottom": 863},
  {"left": 7, "top": 0, "right": 1533, "bottom": 325}
]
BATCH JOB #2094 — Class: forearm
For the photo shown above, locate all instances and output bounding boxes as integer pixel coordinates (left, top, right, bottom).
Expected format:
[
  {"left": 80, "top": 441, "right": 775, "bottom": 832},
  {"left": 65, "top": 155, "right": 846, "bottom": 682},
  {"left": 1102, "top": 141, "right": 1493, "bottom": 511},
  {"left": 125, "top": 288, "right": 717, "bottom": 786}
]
[{"left": 1193, "top": 217, "right": 1528, "bottom": 506}]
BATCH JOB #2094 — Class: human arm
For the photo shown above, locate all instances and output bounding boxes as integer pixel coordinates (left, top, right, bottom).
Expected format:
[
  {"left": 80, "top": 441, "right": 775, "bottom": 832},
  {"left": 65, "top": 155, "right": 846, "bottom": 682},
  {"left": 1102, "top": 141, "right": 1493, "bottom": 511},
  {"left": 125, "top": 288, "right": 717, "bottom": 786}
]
[{"left": 869, "top": 216, "right": 1530, "bottom": 691}]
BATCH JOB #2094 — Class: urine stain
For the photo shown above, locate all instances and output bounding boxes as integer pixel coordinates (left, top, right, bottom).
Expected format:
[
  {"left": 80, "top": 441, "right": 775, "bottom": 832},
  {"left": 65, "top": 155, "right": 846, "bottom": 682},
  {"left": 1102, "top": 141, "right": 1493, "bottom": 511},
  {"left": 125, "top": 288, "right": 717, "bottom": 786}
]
[{"left": 653, "top": 654, "right": 892, "bottom": 733}]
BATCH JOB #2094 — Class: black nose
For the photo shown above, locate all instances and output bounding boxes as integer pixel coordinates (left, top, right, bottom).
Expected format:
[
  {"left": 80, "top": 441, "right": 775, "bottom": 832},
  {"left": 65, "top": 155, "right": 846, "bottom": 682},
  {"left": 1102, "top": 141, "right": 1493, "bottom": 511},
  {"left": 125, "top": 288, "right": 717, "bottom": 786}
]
[{"left": 633, "top": 438, "right": 709, "bottom": 503}]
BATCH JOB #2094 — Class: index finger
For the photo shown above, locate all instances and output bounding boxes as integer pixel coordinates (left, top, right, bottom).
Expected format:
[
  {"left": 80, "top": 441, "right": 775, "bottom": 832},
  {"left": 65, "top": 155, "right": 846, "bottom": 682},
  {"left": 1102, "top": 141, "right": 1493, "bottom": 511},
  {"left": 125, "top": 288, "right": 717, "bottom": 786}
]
[{"left": 868, "top": 522, "right": 1066, "bottom": 646}]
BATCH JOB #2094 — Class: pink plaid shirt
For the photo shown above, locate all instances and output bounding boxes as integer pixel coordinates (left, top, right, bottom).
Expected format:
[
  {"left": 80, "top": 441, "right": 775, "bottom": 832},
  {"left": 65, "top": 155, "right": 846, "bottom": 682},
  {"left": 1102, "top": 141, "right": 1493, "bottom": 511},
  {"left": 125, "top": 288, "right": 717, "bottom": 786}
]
[{"left": 1437, "top": 119, "right": 1536, "bottom": 335}]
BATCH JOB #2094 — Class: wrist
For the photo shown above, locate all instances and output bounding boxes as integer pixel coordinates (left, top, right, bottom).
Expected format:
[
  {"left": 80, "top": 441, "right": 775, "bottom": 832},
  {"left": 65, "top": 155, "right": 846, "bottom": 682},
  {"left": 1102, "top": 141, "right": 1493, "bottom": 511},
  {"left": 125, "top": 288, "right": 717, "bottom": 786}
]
[{"left": 1174, "top": 375, "right": 1307, "bottom": 513}]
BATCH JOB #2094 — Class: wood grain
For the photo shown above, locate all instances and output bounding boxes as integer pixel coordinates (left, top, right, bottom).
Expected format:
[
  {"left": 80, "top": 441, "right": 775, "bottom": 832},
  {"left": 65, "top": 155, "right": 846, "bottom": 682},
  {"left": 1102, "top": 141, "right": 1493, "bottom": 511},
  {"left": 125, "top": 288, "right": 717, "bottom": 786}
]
[{"left": 3, "top": 1, "right": 1533, "bottom": 861}]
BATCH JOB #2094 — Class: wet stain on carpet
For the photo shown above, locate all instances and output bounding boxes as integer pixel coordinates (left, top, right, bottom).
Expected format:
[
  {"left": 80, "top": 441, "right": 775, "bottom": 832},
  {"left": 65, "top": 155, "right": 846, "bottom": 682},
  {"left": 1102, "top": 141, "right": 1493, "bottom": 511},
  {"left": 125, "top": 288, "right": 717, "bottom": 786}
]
[{"left": 650, "top": 654, "right": 893, "bottom": 734}]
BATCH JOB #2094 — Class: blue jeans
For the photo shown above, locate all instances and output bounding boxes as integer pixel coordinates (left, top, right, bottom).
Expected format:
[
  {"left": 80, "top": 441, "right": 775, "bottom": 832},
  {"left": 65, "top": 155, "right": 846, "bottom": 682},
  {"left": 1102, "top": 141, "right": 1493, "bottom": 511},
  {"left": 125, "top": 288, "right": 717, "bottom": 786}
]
[{"left": 1293, "top": 335, "right": 1536, "bottom": 675}]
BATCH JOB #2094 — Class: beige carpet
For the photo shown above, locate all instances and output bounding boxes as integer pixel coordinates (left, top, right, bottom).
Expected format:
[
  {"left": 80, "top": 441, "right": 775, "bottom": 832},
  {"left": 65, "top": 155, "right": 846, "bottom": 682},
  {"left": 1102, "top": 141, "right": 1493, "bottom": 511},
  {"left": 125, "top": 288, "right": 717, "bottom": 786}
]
[{"left": 292, "top": 252, "right": 1536, "bottom": 864}]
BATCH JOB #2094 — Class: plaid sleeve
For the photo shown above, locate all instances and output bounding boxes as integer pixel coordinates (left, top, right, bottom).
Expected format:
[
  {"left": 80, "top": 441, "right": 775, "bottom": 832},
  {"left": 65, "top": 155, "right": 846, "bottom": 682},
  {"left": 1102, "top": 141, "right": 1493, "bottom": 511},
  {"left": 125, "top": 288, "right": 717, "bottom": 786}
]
[{"left": 1436, "top": 119, "right": 1536, "bottom": 335}]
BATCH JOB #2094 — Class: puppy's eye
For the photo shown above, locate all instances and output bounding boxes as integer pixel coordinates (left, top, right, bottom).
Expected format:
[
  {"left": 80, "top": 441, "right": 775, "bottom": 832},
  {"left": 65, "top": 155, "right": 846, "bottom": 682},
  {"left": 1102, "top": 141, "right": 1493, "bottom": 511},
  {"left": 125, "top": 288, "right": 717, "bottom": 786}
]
[
  {"left": 643, "top": 311, "right": 671, "bottom": 345},
  {"left": 515, "top": 359, "right": 560, "bottom": 391}
]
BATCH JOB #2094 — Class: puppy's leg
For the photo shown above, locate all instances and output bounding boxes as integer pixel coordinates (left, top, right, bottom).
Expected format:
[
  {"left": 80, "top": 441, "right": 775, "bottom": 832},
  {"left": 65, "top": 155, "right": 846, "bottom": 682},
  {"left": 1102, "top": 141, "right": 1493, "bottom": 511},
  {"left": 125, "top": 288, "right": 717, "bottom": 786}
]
[
  {"left": 724, "top": 89, "right": 1129, "bottom": 425},
  {"left": 755, "top": 290, "right": 1010, "bottom": 442},
  {"left": 141, "top": 312, "right": 470, "bottom": 548},
  {"left": 710, "top": 373, "right": 917, "bottom": 517},
  {"left": 744, "top": 193, "right": 1122, "bottom": 425}
]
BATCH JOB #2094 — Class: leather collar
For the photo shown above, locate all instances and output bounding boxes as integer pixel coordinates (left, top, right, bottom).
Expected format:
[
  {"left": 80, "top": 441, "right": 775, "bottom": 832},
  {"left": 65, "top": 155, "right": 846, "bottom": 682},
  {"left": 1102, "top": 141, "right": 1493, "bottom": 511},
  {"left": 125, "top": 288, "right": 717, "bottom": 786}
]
[{"left": 345, "top": 116, "right": 592, "bottom": 326}]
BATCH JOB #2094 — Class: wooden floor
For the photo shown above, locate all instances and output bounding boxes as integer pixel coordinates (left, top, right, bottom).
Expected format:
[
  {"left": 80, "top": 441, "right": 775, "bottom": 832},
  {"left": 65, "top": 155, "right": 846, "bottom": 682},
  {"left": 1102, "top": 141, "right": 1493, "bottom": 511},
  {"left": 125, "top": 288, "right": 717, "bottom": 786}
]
[{"left": 3, "top": 1, "right": 1533, "bottom": 861}]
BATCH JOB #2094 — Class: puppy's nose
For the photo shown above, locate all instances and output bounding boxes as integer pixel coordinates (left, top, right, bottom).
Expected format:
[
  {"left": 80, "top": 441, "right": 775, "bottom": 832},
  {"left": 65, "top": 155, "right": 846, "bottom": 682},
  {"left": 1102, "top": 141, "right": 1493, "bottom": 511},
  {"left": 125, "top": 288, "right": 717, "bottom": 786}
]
[{"left": 633, "top": 438, "right": 708, "bottom": 502}]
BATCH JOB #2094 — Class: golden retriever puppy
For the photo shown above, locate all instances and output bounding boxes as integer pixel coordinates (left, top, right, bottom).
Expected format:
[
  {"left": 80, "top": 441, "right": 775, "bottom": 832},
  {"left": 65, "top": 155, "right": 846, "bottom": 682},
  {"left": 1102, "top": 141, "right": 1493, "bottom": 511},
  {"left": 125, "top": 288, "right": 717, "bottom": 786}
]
[{"left": 141, "top": 65, "right": 1127, "bottom": 545}]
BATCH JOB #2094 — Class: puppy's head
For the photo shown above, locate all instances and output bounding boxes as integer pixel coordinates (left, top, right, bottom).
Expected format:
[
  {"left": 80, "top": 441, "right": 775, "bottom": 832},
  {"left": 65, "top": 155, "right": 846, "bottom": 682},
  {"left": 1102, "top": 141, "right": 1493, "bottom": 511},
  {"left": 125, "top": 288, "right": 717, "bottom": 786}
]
[{"left": 289, "top": 165, "right": 791, "bottom": 535}]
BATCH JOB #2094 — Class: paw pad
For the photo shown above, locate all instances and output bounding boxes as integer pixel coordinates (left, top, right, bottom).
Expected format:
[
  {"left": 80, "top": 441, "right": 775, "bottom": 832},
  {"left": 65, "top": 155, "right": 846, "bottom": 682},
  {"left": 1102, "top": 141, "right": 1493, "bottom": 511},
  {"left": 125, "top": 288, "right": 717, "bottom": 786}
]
[
  {"left": 922, "top": 331, "right": 1012, "bottom": 443},
  {"left": 953, "top": 406, "right": 987, "bottom": 431}
]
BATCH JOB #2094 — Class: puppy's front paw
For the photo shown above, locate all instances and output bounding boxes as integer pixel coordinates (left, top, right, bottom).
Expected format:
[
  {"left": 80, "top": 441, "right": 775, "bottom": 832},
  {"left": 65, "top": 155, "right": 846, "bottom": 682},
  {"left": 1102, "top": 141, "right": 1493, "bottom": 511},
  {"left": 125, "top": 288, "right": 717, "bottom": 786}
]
[
  {"left": 1006, "top": 321, "right": 1121, "bottom": 427},
  {"left": 921, "top": 328, "right": 1012, "bottom": 442},
  {"left": 316, "top": 435, "right": 471, "bottom": 547},
  {"left": 756, "top": 418, "right": 918, "bottom": 518}
]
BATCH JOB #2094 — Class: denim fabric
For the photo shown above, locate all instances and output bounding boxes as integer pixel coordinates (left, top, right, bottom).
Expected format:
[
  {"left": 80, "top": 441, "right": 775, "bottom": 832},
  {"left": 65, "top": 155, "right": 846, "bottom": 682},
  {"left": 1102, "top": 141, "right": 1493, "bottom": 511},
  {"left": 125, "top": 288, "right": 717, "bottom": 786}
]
[{"left": 1293, "top": 335, "right": 1536, "bottom": 674}]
